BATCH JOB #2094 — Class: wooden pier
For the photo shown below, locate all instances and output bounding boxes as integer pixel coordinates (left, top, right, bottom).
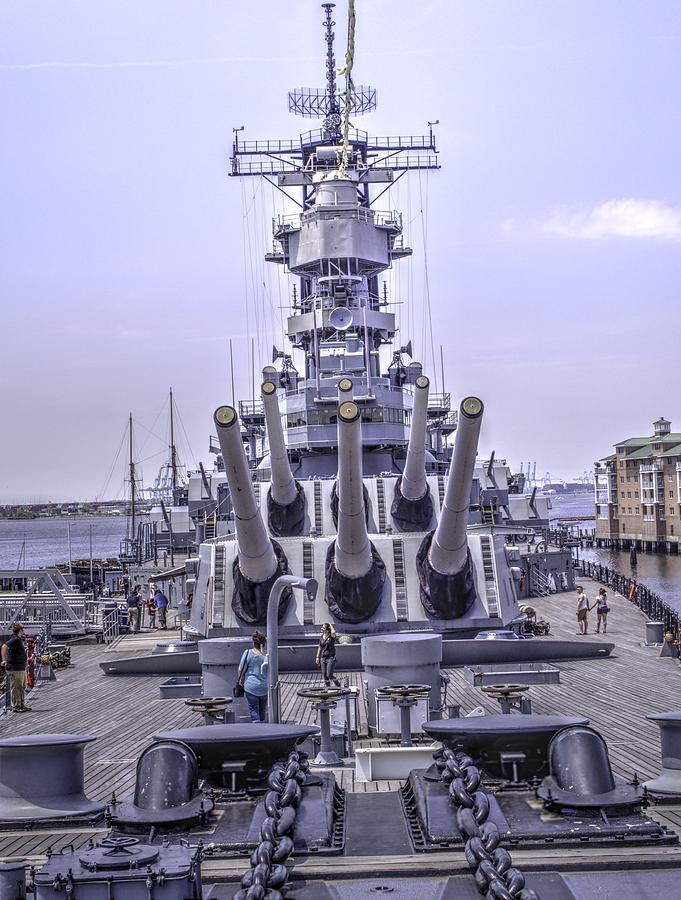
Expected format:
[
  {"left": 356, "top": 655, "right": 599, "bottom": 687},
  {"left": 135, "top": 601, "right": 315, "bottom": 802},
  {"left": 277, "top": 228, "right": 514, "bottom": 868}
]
[{"left": 2, "top": 577, "right": 681, "bottom": 870}]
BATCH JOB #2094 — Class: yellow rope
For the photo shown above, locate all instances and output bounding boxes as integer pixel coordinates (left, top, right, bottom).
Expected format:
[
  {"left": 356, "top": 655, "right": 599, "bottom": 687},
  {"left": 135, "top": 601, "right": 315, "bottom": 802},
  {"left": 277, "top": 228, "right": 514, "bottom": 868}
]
[{"left": 337, "top": 0, "right": 356, "bottom": 178}]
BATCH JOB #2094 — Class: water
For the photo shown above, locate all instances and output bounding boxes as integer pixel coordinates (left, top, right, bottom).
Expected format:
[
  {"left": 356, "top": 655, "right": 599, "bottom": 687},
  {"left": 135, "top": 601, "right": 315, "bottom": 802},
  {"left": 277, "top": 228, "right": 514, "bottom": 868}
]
[
  {"left": 0, "top": 516, "right": 132, "bottom": 570},
  {"left": 549, "top": 492, "right": 681, "bottom": 611}
]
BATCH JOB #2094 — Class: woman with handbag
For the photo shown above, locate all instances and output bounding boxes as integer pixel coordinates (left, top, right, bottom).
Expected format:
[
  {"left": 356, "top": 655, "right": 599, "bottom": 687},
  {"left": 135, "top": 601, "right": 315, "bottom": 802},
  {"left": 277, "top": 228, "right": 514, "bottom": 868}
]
[
  {"left": 237, "top": 630, "right": 269, "bottom": 722},
  {"left": 594, "top": 588, "right": 610, "bottom": 634}
]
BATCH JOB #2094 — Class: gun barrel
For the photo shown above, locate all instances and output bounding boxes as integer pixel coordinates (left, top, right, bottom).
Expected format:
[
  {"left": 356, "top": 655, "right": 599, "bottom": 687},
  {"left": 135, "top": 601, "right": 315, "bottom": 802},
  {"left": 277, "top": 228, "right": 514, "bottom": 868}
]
[
  {"left": 261, "top": 381, "right": 297, "bottom": 507},
  {"left": 334, "top": 400, "right": 372, "bottom": 578},
  {"left": 401, "top": 374, "right": 430, "bottom": 501},
  {"left": 429, "top": 396, "right": 484, "bottom": 576},
  {"left": 213, "top": 406, "right": 278, "bottom": 583}
]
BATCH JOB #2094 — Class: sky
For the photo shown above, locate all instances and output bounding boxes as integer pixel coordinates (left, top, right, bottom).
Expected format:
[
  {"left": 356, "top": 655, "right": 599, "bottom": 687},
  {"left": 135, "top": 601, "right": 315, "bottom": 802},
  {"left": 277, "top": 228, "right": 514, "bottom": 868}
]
[{"left": 1, "top": 0, "right": 680, "bottom": 502}]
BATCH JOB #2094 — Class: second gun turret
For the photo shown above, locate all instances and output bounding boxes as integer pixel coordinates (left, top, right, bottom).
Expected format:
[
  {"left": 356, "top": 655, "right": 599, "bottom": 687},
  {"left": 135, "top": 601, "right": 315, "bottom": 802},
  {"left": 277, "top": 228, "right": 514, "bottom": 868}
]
[
  {"left": 416, "top": 396, "right": 484, "bottom": 619},
  {"left": 391, "top": 373, "right": 434, "bottom": 531},
  {"left": 214, "top": 405, "right": 292, "bottom": 625},
  {"left": 261, "top": 378, "right": 306, "bottom": 537},
  {"left": 325, "top": 400, "right": 386, "bottom": 624}
]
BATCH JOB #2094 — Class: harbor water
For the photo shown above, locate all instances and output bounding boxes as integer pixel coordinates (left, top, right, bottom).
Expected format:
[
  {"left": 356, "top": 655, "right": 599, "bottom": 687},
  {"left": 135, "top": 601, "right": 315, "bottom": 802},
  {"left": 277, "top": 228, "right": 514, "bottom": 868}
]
[
  {"left": 1, "top": 496, "right": 679, "bottom": 610},
  {"left": 0, "top": 516, "right": 131, "bottom": 570},
  {"left": 550, "top": 492, "right": 681, "bottom": 611}
]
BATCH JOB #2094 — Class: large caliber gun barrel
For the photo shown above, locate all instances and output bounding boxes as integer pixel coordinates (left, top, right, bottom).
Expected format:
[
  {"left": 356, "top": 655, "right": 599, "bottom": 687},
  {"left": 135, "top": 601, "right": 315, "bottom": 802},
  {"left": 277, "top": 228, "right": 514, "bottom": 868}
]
[
  {"left": 335, "top": 400, "right": 372, "bottom": 578},
  {"left": 401, "top": 374, "right": 430, "bottom": 501},
  {"left": 213, "top": 406, "right": 278, "bottom": 583},
  {"left": 429, "top": 396, "right": 484, "bottom": 575},
  {"left": 261, "top": 380, "right": 297, "bottom": 507}
]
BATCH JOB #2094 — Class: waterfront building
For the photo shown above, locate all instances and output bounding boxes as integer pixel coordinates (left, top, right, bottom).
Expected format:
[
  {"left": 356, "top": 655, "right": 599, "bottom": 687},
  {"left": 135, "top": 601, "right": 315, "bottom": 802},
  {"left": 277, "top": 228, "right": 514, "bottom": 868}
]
[{"left": 594, "top": 417, "right": 681, "bottom": 552}]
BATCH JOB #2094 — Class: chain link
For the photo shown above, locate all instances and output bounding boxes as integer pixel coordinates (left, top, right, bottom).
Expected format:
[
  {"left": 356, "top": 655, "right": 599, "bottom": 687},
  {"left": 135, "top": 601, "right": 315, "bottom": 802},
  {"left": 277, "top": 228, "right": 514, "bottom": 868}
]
[
  {"left": 234, "top": 749, "right": 309, "bottom": 900},
  {"left": 435, "top": 747, "right": 540, "bottom": 899}
]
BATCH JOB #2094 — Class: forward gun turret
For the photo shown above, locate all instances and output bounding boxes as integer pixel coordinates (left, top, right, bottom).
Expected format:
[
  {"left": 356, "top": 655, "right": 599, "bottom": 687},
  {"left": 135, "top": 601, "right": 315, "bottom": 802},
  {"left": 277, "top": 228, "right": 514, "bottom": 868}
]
[
  {"left": 261, "top": 379, "right": 305, "bottom": 536},
  {"left": 325, "top": 400, "right": 386, "bottom": 624},
  {"left": 213, "top": 405, "right": 291, "bottom": 624},
  {"left": 416, "top": 397, "right": 484, "bottom": 619},
  {"left": 392, "top": 373, "right": 434, "bottom": 530}
]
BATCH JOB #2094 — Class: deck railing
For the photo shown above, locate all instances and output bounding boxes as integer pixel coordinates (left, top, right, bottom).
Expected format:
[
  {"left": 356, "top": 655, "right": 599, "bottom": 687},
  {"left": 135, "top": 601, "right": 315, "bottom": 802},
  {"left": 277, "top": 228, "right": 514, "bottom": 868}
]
[{"left": 578, "top": 559, "right": 680, "bottom": 637}]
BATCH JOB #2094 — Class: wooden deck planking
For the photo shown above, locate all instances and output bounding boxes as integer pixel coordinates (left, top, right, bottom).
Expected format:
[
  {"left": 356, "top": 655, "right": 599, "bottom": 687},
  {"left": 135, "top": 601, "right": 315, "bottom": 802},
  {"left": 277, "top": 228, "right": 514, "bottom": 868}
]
[{"left": 3, "top": 574, "right": 681, "bottom": 856}]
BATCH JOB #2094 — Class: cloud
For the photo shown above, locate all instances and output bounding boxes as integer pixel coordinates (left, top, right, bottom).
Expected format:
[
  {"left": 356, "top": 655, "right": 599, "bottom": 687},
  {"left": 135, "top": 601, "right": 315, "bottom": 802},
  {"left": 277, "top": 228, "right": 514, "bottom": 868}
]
[{"left": 540, "top": 199, "right": 681, "bottom": 242}]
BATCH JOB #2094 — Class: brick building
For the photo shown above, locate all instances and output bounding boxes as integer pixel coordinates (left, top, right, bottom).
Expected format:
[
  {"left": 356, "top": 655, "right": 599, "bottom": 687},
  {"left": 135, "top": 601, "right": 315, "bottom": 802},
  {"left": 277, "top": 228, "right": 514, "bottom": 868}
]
[{"left": 594, "top": 417, "right": 681, "bottom": 552}]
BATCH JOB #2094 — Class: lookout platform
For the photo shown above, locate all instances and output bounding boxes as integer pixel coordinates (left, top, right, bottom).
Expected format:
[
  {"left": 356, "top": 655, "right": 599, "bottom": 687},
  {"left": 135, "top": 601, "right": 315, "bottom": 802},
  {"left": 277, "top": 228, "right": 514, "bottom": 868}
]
[{"left": 2, "top": 577, "right": 681, "bottom": 869}]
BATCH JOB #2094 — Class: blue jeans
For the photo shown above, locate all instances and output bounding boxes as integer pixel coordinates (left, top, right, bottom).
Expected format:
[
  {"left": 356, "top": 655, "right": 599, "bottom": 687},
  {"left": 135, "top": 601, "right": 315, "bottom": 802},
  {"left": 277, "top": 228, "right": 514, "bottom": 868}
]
[{"left": 245, "top": 691, "right": 268, "bottom": 722}]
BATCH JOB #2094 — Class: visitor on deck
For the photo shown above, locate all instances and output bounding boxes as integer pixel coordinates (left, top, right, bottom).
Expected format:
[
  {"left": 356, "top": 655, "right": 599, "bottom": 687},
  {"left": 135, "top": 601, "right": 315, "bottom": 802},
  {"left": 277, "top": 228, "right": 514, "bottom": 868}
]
[
  {"left": 316, "top": 622, "right": 341, "bottom": 687},
  {"left": 127, "top": 585, "right": 142, "bottom": 633},
  {"left": 147, "top": 594, "right": 157, "bottom": 629},
  {"left": 576, "top": 586, "right": 589, "bottom": 635},
  {"left": 154, "top": 589, "right": 169, "bottom": 629},
  {"left": 1, "top": 623, "right": 31, "bottom": 712},
  {"left": 238, "top": 630, "right": 269, "bottom": 723},
  {"left": 593, "top": 587, "right": 610, "bottom": 634}
]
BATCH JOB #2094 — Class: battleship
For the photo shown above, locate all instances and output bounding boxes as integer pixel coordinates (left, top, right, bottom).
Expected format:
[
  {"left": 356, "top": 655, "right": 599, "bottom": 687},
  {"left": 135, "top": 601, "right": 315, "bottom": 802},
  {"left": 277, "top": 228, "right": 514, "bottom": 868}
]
[{"left": 4, "top": 4, "right": 681, "bottom": 900}]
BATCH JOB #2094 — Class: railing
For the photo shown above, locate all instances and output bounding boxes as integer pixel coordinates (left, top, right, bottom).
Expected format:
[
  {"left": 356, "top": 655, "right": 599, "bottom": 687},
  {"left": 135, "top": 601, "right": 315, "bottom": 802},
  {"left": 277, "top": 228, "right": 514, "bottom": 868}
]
[
  {"left": 102, "top": 605, "right": 120, "bottom": 645},
  {"left": 274, "top": 208, "right": 402, "bottom": 231},
  {"left": 578, "top": 559, "right": 680, "bottom": 636},
  {"left": 640, "top": 461, "right": 664, "bottom": 473}
]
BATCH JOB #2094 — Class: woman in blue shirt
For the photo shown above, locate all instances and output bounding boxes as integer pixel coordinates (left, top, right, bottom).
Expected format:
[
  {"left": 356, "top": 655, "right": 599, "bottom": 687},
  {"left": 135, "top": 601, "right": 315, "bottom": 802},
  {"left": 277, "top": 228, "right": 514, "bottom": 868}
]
[{"left": 238, "top": 630, "right": 269, "bottom": 722}]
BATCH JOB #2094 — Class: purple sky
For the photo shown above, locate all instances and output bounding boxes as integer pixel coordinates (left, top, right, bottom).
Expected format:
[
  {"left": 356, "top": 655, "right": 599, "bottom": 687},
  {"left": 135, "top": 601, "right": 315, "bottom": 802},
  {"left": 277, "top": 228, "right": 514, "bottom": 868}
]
[{"left": 1, "top": 1, "right": 680, "bottom": 502}]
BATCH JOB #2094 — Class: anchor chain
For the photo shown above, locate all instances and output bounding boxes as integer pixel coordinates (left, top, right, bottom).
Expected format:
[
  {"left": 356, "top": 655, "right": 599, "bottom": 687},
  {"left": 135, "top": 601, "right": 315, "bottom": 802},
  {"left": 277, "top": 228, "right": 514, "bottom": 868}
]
[
  {"left": 234, "top": 749, "right": 309, "bottom": 900},
  {"left": 435, "top": 747, "right": 539, "bottom": 900}
]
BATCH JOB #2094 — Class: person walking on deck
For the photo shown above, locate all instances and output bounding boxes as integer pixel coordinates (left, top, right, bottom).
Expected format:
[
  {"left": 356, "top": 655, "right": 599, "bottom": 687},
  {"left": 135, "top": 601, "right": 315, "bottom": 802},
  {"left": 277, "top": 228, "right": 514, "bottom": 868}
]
[
  {"left": 316, "top": 623, "right": 341, "bottom": 687},
  {"left": 238, "top": 631, "right": 269, "bottom": 723},
  {"left": 1, "top": 623, "right": 31, "bottom": 712},
  {"left": 594, "top": 588, "right": 610, "bottom": 634},
  {"left": 576, "top": 586, "right": 589, "bottom": 634},
  {"left": 154, "top": 589, "right": 169, "bottom": 629},
  {"left": 127, "top": 585, "right": 142, "bottom": 633}
]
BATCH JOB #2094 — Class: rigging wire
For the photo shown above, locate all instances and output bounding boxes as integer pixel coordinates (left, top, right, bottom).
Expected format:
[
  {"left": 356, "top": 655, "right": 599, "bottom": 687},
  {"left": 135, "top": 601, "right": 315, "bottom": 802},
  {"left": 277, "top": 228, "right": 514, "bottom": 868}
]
[
  {"left": 174, "top": 403, "right": 199, "bottom": 470},
  {"left": 97, "top": 421, "right": 128, "bottom": 501},
  {"left": 418, "top": 167, "right": 439, "bottom": 393}
]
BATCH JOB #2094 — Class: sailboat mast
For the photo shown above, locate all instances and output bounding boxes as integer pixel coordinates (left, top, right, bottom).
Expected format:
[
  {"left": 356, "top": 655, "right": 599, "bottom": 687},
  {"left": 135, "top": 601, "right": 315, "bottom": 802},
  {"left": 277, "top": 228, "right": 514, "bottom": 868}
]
[
  {"left": 129, "top": 413, "right": 136, "bottom": 540},
  {"left": 169, "top": 387, "right": 178, "bottom": 493}
]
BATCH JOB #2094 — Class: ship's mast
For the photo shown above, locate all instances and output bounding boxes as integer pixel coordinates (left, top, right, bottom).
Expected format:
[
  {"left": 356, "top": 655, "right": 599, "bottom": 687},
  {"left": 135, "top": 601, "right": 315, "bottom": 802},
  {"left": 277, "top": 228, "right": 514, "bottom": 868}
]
[
  {"left": 169, "top": 387, "right": 178, "bottom": 493},
  {"left": 229, "top": 3, "right": 449, "bottom": 464},
  {"left": 128, "top": 413, "right": 136, "bottom": 541}
]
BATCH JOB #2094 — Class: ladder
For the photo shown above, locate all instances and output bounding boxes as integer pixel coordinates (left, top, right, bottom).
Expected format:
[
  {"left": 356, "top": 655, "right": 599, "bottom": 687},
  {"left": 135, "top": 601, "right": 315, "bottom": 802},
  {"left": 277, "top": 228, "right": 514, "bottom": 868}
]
[
  {"left": 482, "top": 505, "right": 495, "bottom": 525},
  {"left": 392, "top": 539, "right": 409, "bottom": 621},
  {"left": 253, "top": 482, "right": 261, "bottom": 505},
  {"left": 302, "top": 541, "right": 315, "bottom": 624},
  {"left": 437, "top": 475, "right": 446, "bottom": 509},
  {"left": 212, "top": 544, "right": 227, "bottom": 624},
  {"left": 313, "top": 481, "right": 323, "bottom": 533},
  {"left": 479, "top": 536, "right": 500, "bottom": 617},
  {"left": 376, "top": 479, "right": 387, "bottom": 533},
  {"left": 204, "top": 514, "right": 216, "bottom": 541}
]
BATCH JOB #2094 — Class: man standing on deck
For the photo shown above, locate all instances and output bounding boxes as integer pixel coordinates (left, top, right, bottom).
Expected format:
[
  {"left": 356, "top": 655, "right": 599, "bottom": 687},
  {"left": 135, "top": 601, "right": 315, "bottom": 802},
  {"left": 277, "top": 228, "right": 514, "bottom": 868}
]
[
  {"left": 576, "top": 586, "right": 590, "bottom": 635},
  {"left": 154, "top": 588, "right": 169, "bottom": 629},
  {"left": 1, "top": 623, "right": 31, "bottom": 712},
  {"left": 127, "top": 585, "right": 142, "bottom": 633}
]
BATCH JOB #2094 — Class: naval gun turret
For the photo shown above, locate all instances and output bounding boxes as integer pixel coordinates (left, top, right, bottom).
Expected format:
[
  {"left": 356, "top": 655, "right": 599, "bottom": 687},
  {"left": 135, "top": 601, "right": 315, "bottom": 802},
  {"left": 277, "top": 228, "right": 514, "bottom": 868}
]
[
  {"left": 325, "top": 400, "right": 386, "bottom": 624},
  {"left": 261, "top": 378, "right": 306, "bottom": 537},
  {"left": 417, "top": 397, "right": 484, "bottom": 619},
  {"left": 392, "top": 374, "right": 434, "bottom": 531},
  {"left": 213, "top": 406, "right": 291, "bottom": 624}
]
